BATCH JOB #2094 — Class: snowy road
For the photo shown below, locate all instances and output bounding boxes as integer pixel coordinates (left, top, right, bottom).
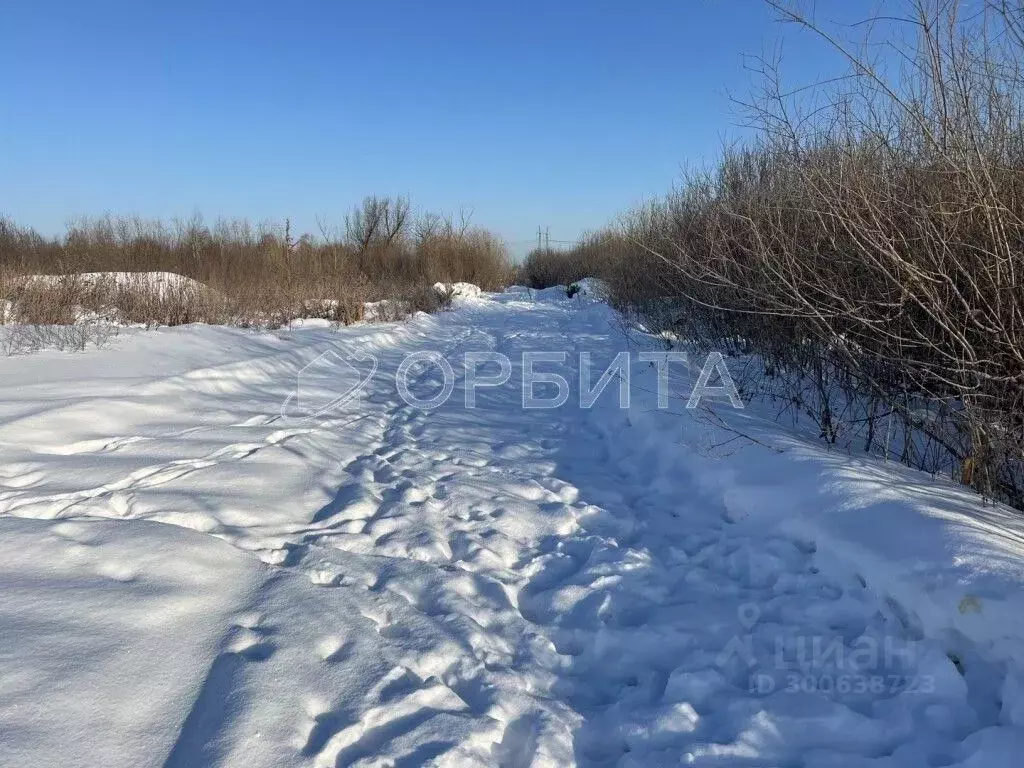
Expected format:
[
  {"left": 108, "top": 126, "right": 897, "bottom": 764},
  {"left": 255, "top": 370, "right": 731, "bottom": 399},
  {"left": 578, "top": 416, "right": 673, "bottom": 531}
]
[{"left": 1, "top": 287, "right": 1023, "bottom": 766}]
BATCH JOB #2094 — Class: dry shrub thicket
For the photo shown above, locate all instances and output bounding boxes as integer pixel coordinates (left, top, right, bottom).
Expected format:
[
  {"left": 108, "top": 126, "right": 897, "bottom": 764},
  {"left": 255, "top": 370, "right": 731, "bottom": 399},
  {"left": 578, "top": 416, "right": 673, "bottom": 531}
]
[
  {"left": 517, "top": 230, "right": 636, "bottom": 291},
  {"left": 0, "top": 197, "right": 513, "bottom": 337},
  {"left": 519, "top": 244, "right": 591, "bottom": 289},
  {"left": 536, "top": 0, "right": 1024, "bottom": 509}
]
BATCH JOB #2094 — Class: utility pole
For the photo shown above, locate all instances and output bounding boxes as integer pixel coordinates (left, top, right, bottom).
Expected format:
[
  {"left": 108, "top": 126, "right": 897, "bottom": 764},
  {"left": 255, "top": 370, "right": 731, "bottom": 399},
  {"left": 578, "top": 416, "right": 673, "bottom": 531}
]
[
  {"left": 537, "top": 226, "right": 542, "bottom": 251},
  {"left": 545, "top": 227, "right": 550, "bottom": 250}
]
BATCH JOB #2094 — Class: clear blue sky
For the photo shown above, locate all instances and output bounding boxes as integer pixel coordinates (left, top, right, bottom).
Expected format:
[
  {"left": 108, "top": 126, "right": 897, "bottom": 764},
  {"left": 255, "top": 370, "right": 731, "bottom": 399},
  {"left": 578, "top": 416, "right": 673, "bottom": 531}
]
[{"left": 0, "top": 0, "right": 844, "bottom": 255}]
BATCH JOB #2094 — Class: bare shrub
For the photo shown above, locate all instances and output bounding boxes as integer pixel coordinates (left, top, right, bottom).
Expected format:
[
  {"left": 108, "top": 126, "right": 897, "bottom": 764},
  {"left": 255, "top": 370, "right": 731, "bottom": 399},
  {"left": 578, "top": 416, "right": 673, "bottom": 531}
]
[
  {"left": 0, "top": 198, "right": 512, "bottom": 340},
  {"left": 1, "top": 322, "right": 116, "bottom": 356},
  {"left": 416, "top": 228, "right": 513, "bottom": 290},
  {"left": 563, "top": 1, "right": 1024, "bottom": 510},
  {"left": 346, "top": 196, "right": 411, "bottom": 251},
  {"left": 366, "top": 281, "right": 450, "bottom": 322},
  {"left": 516, "top": 230, "right": 628, "bottom": 290},
  {"left": 518, "top": 247, "right": 589, "bottom": 289}
]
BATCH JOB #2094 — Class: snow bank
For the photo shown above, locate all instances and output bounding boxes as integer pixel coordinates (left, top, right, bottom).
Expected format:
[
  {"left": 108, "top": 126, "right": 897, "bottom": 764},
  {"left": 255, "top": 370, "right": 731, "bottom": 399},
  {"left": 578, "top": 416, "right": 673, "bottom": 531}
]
[
  {"left": 574, "top": 277, "right": 608, "bottom": 297},
  {"left": 507, "top": 277, "right": 607, "bottom": 301},
  {"left": 0, "top": 516, "right": 264, "bottom": 768},
  {"left": 362, "top": 298, "right": 401, "bottom": 322},
  {"left": 643, "top": 371, "right": 1024, "bottom": 662},
  {"left": 617, "top": 339, "right": 1024, "bottom": 757},
  {"left": 433, "top": 281, "right": 483, "bottom": 300},
  {"left": 25, "top": 271, "right": 208, "bottom": 298}
]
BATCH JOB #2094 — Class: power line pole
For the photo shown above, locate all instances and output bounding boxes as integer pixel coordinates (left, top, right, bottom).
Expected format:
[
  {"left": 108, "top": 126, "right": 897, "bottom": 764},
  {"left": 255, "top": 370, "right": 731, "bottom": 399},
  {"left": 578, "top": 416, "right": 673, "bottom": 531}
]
[
  {"left": 545, "top": 227, "right": 550, "bottom": 250},
  {"left": 537, "top": 226, "right": 542, "bottom": 251}
]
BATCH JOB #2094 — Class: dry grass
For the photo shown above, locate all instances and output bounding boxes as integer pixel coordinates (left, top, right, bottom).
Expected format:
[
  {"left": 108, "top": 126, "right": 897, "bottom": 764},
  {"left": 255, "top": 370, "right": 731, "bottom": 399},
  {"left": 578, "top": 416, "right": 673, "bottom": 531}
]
[{"left": 0, "top": 200, "right": 512, "bottom": 335}]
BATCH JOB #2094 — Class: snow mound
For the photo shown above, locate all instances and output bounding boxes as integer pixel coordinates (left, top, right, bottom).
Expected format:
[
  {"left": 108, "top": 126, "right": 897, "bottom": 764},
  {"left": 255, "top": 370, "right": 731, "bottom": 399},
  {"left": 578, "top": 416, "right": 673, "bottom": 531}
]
[
  {"left": 433, "top": 281, "right": 483, "bottom": 299},
  {"left": 510, "top": 278, "right": 607, "bottom": 302},
  {"left": 575, "top": 277, "right": 608, "bottom": 297},
  {"left": 529, "top": 285, "right": 571, "bottom": 300},
  {"left": 0, "top": 516, "right": 264, "bottom": 768},
  {"left": 361, "top": 298, "right": 399, "bottom": 322},
  {"left": 25, "top": 271, "right": 208, "bottom": 298}
]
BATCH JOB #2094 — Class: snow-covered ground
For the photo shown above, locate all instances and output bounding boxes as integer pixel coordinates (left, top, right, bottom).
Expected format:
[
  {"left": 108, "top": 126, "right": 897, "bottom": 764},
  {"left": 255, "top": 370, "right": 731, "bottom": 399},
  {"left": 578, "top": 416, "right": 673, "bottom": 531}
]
[
  {"left": 1, "top": 286, "right": 1023, "bottom": 766},
  {"left": 22, "top": 270, "right": 205, "bottom": 290}
]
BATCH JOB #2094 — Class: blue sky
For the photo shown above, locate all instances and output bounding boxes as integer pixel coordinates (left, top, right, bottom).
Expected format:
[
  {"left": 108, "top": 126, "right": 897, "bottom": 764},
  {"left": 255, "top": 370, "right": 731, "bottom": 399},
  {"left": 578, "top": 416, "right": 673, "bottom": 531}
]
[{"left": 0, "top": 0, "right": 844, "bottom": 255}]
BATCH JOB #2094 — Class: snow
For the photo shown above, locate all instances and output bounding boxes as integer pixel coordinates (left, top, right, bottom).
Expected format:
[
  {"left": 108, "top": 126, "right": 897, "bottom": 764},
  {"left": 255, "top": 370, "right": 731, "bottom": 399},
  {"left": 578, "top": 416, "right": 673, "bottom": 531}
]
[
  {"left": 0, "top": 516, "right": 264, "bottom": 768},
  {"left": 0, "top": 285, "right": 1022, "bottom": 766},
  {"left": 573, "top": 278, "right": 607, "bottom": 297},
  {"left": 435, "top": 281, "right": 484, "bottom": 299},
  {"left": 24, "top": 270, "right": 208, "bottom": 297}
]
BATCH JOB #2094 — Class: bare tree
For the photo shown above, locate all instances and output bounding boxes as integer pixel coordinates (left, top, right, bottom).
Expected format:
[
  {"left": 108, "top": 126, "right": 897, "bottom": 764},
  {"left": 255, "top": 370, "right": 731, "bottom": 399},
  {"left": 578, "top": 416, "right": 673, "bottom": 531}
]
[{"left": 345, "top": 196, "right": 411, "bottom": 251}]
